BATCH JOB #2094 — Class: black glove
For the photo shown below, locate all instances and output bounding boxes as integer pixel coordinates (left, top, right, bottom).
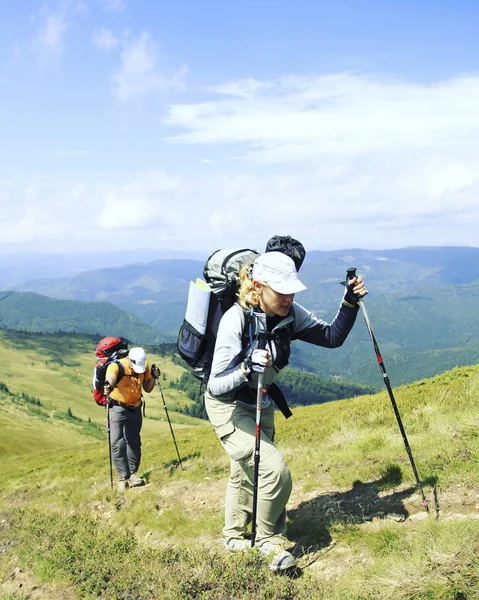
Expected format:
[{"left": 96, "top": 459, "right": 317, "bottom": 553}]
[
  {"left": 342, "top": 267, "right": 361, "bottom": 306},
  {"left": 151, "top": 364, "right": 161, "bottom": 379}
]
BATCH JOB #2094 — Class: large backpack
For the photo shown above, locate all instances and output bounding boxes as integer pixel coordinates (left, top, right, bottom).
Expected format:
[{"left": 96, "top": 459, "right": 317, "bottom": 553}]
[
  {"left": 177, "top": 248, "right": 260, "bottom": 383},
  {"left": 92, "top": 336, "right": 129, "bottom": 406}
]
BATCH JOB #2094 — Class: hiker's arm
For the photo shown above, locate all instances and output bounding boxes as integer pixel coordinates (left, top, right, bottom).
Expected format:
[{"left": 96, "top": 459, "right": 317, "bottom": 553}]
[
  {"left": 291, "top": 300, "right": 359, "bottom": 348},
  {"left": 142, "top": 364, "right": 157, "bottom": 393},
  {"left": 207, "top": 307, "right": 248, "bottom": 397}
]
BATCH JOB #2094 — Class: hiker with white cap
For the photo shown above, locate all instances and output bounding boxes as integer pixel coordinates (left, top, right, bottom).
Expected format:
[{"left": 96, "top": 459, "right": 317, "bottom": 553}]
[
  {"left": 104, "top": 347, "right": 160, "bottom": 491},
  {"left": 205, "top": 250, "right": 367, "bottom": 571}
]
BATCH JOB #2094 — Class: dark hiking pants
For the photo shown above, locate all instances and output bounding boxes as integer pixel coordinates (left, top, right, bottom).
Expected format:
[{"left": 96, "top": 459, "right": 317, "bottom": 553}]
[{"left": 109, "top": 403, "right": 142, "bottom": 480}]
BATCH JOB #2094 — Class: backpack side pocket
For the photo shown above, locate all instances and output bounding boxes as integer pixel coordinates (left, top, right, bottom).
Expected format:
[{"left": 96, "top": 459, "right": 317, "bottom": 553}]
[{"left": 177, "top": 320, "right": 206, "bottom": 366}]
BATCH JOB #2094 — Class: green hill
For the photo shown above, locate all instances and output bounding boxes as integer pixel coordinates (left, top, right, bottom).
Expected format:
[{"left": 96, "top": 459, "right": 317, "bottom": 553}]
[
  {"left": 0, "top": 291, "right": 168, "bottom": 344},
  {"left": 0, "top": 329, "right": 199, "bottom": 455},
  {"left": 1, "top": 328, "right": 479, "bottom": 599}
]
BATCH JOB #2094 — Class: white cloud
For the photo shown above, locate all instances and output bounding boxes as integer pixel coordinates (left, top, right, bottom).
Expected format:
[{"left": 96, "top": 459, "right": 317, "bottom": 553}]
[
  {"left": 1, "top": 161, "right": 479, "bottom": 254},
  {"left": 427, "top": 164, "right": 478, "bottom": 196},
  {"left": 96, "top": 171, "right": 185, "bottom": 231},
  {"left": 92, "top": 27, "right": 119, "bottom": 51},
  {"left": 164, "top": 74, "right": 479, "bottom": 165},
  {"left": 0, "top": 183, "right": 83, "bottom": 244},
  {"left": 112, "top": 32, "right": 188, "bottom": 101},
  {"left": 31, "top": 4, "right": 69, "bottom": 63}
]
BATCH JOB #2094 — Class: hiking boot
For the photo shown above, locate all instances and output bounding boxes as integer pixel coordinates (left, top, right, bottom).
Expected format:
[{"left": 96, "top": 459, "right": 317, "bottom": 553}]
[
  {"left": 258, "top": 542, "right": 296, "bottom": 571},
  {"left": 117, "top": 478, "right": 128, "bottom": 492},
  {"left": 220, "top": 538, "right": 250, "bottom": 552},
  {"left": 128, "top": 472, "right": 145, "bottom": 487}
]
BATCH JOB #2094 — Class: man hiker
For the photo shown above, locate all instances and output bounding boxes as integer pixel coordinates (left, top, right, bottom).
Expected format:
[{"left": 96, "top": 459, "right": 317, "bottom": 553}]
[{"left": 104, "top": 347, "right": 160, "bottom": 491}]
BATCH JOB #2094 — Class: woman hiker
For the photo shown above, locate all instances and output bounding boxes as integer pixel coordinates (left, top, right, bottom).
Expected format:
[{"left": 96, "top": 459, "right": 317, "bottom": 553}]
[{"left": 205, "top": 251, "right": 367, "bottom": 571}]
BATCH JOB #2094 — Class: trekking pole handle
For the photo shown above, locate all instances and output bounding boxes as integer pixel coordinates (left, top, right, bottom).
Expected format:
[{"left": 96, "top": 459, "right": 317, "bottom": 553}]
[
  {"left": 344, "top": 267, "right": 363, "bottom": 305},
  {"left": 346, "top": 267, "right": 357, "bottom": 283}
]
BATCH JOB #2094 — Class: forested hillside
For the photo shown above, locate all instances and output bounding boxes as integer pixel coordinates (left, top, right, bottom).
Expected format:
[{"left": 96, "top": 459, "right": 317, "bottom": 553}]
[
  {"left": 0, "top": 291, "right": 166, "bottom": 344},
  {"left": 291, "top": 281, "right": 479, "bottom": 387},
  {"left": 169, "top": 368, "right": 377, "bottom": 419}
]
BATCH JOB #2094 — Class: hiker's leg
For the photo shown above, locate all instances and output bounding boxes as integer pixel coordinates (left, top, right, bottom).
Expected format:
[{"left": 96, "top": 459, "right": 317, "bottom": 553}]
[
  {"left": 205, "top": 393, "right": 290, "bottom": 544},
  {"left": 229, "top": 401, "right": 290, "bottom": 544},
  {"left": 223, "top": 447, "right": 291, "bottom": 544},
  {"left": 124, "top": 405, "right": 142, "bottom": 475},
  {"left": 254, "top": 442, "right": 292, "bottom": 545},
  {"left": 224, "top": 456, "right": 252, "bottom": 538},
  {"left": 260, "top": 403, "right": 288, "bottom": 539},
  {"left": 109, "top": 405, "right": 130, "bottom": 479},
  {"left": 222, "top": 399, "right": 277, "bottom": 537},
  {"left": 205, "top": 392, "right": 253, "bottom": 539}
]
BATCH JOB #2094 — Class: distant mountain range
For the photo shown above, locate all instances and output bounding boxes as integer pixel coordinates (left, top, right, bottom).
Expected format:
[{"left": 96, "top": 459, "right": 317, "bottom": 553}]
[
  {"left": 0, "top": 248, "right": 205, "bottom": 289},
  {"left": 3, "top": 245, "right": 479, "bottom": 386}
]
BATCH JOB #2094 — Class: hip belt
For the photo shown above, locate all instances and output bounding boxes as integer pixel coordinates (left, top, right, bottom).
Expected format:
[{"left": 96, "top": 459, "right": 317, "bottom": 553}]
[{"left": 109, "top": 399, "right": 142, "bottom": 411}]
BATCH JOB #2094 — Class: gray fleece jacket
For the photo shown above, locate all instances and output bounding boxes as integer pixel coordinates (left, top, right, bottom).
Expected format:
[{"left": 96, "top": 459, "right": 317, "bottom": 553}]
[{"left": 207, "top": 299, "right": 358, "bottom": 402}]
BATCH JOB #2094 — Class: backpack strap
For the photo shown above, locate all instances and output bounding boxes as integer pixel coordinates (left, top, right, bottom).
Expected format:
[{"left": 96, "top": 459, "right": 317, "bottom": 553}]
[
  {"left": 267, "top": 383, "right": 293, "bottom": 419},
  {"left": 109, "top": 359, "right": 125, "bottom": 388},
  {"left": 237, "top": 306, "right": 293, "bottom": 419}
]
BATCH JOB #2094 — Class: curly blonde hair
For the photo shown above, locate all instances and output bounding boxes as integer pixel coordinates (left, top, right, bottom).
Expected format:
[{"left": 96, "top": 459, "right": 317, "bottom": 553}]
[{"left": 237, "top": 264, "right": 260, "bottom": 309}]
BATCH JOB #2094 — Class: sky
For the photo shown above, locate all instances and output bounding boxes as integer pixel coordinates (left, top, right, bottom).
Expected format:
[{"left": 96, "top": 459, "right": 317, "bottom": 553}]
[{"left": 1, "top": 0, "right": 479, "bottom": 257}]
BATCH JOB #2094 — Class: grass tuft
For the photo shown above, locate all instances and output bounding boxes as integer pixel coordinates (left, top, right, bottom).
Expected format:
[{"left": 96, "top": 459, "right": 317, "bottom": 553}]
[{"left": 377, "top": 463, "right": 403, "bottom": 490}]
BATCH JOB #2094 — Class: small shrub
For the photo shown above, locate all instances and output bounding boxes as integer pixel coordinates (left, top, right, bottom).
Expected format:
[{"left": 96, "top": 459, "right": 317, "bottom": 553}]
[{"left": 377, "top": 462, "right": 403, "bottom": 490}]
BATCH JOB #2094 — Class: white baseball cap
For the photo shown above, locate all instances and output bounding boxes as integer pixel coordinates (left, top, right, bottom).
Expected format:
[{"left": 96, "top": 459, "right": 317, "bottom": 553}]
[
  {"left": 252, "top": 251, "right": 307, "bottom": 295},
  {"left": 129, "top": 347, "right": 147, "bottom": 373}
]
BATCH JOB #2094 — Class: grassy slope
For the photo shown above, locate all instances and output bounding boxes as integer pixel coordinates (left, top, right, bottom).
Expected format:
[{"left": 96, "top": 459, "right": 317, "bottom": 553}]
[
  {"left": 0, "top": 330, "right": 201, "bottom": 460},
  {"left": 1, "top": 337, "right": 479, "bottom": 599},
  {"left": 0, "top": 404, "right": 92, "bottom": 456}
]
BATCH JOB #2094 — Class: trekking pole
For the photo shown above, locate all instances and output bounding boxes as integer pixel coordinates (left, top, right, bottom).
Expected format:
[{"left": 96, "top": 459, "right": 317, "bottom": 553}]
[
  {"left": 106, "top": 402, "right": 113, "bottom": 489},
  {"left": 156, "top": 379, "right": 184, "bottom": 470},
  {"left": 346, "top": 268, "right": 430, "bottom": 512},
  {"left": 251, "top": 370, "right": 265, "bottom": 548}
]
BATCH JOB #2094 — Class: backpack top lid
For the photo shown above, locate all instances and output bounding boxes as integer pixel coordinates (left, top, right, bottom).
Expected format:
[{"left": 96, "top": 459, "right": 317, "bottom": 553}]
[
  {"left": 265, "top": 235, "right": 306, "bottom": 271},
  {"left": 95, "top": 336, "right": 129, "bottom": 363},
  {"left": 203, "top": 248, "right": 259, "bottom": 294}
]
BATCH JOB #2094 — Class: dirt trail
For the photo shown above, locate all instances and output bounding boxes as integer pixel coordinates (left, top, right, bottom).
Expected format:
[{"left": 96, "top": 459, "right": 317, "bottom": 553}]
[{"left": 1, "top": 565, "right": 77, "bottom": 600}]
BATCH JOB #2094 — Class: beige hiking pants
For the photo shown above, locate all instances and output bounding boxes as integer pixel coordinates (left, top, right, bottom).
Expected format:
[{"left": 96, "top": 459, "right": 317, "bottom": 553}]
[{"left": 204, "top": 391, "right": 292, "bottom": 546}]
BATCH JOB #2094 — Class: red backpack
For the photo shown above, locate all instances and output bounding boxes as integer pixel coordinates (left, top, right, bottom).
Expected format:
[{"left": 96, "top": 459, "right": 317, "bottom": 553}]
[{"left": 92, "top": 337, "right": 129, "bottom": 406}]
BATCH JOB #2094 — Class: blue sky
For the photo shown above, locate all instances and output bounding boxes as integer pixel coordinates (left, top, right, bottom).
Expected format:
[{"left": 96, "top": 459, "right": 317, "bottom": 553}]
[{"left": 1, "top": 0, "right": 479, "bottom": 256}]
